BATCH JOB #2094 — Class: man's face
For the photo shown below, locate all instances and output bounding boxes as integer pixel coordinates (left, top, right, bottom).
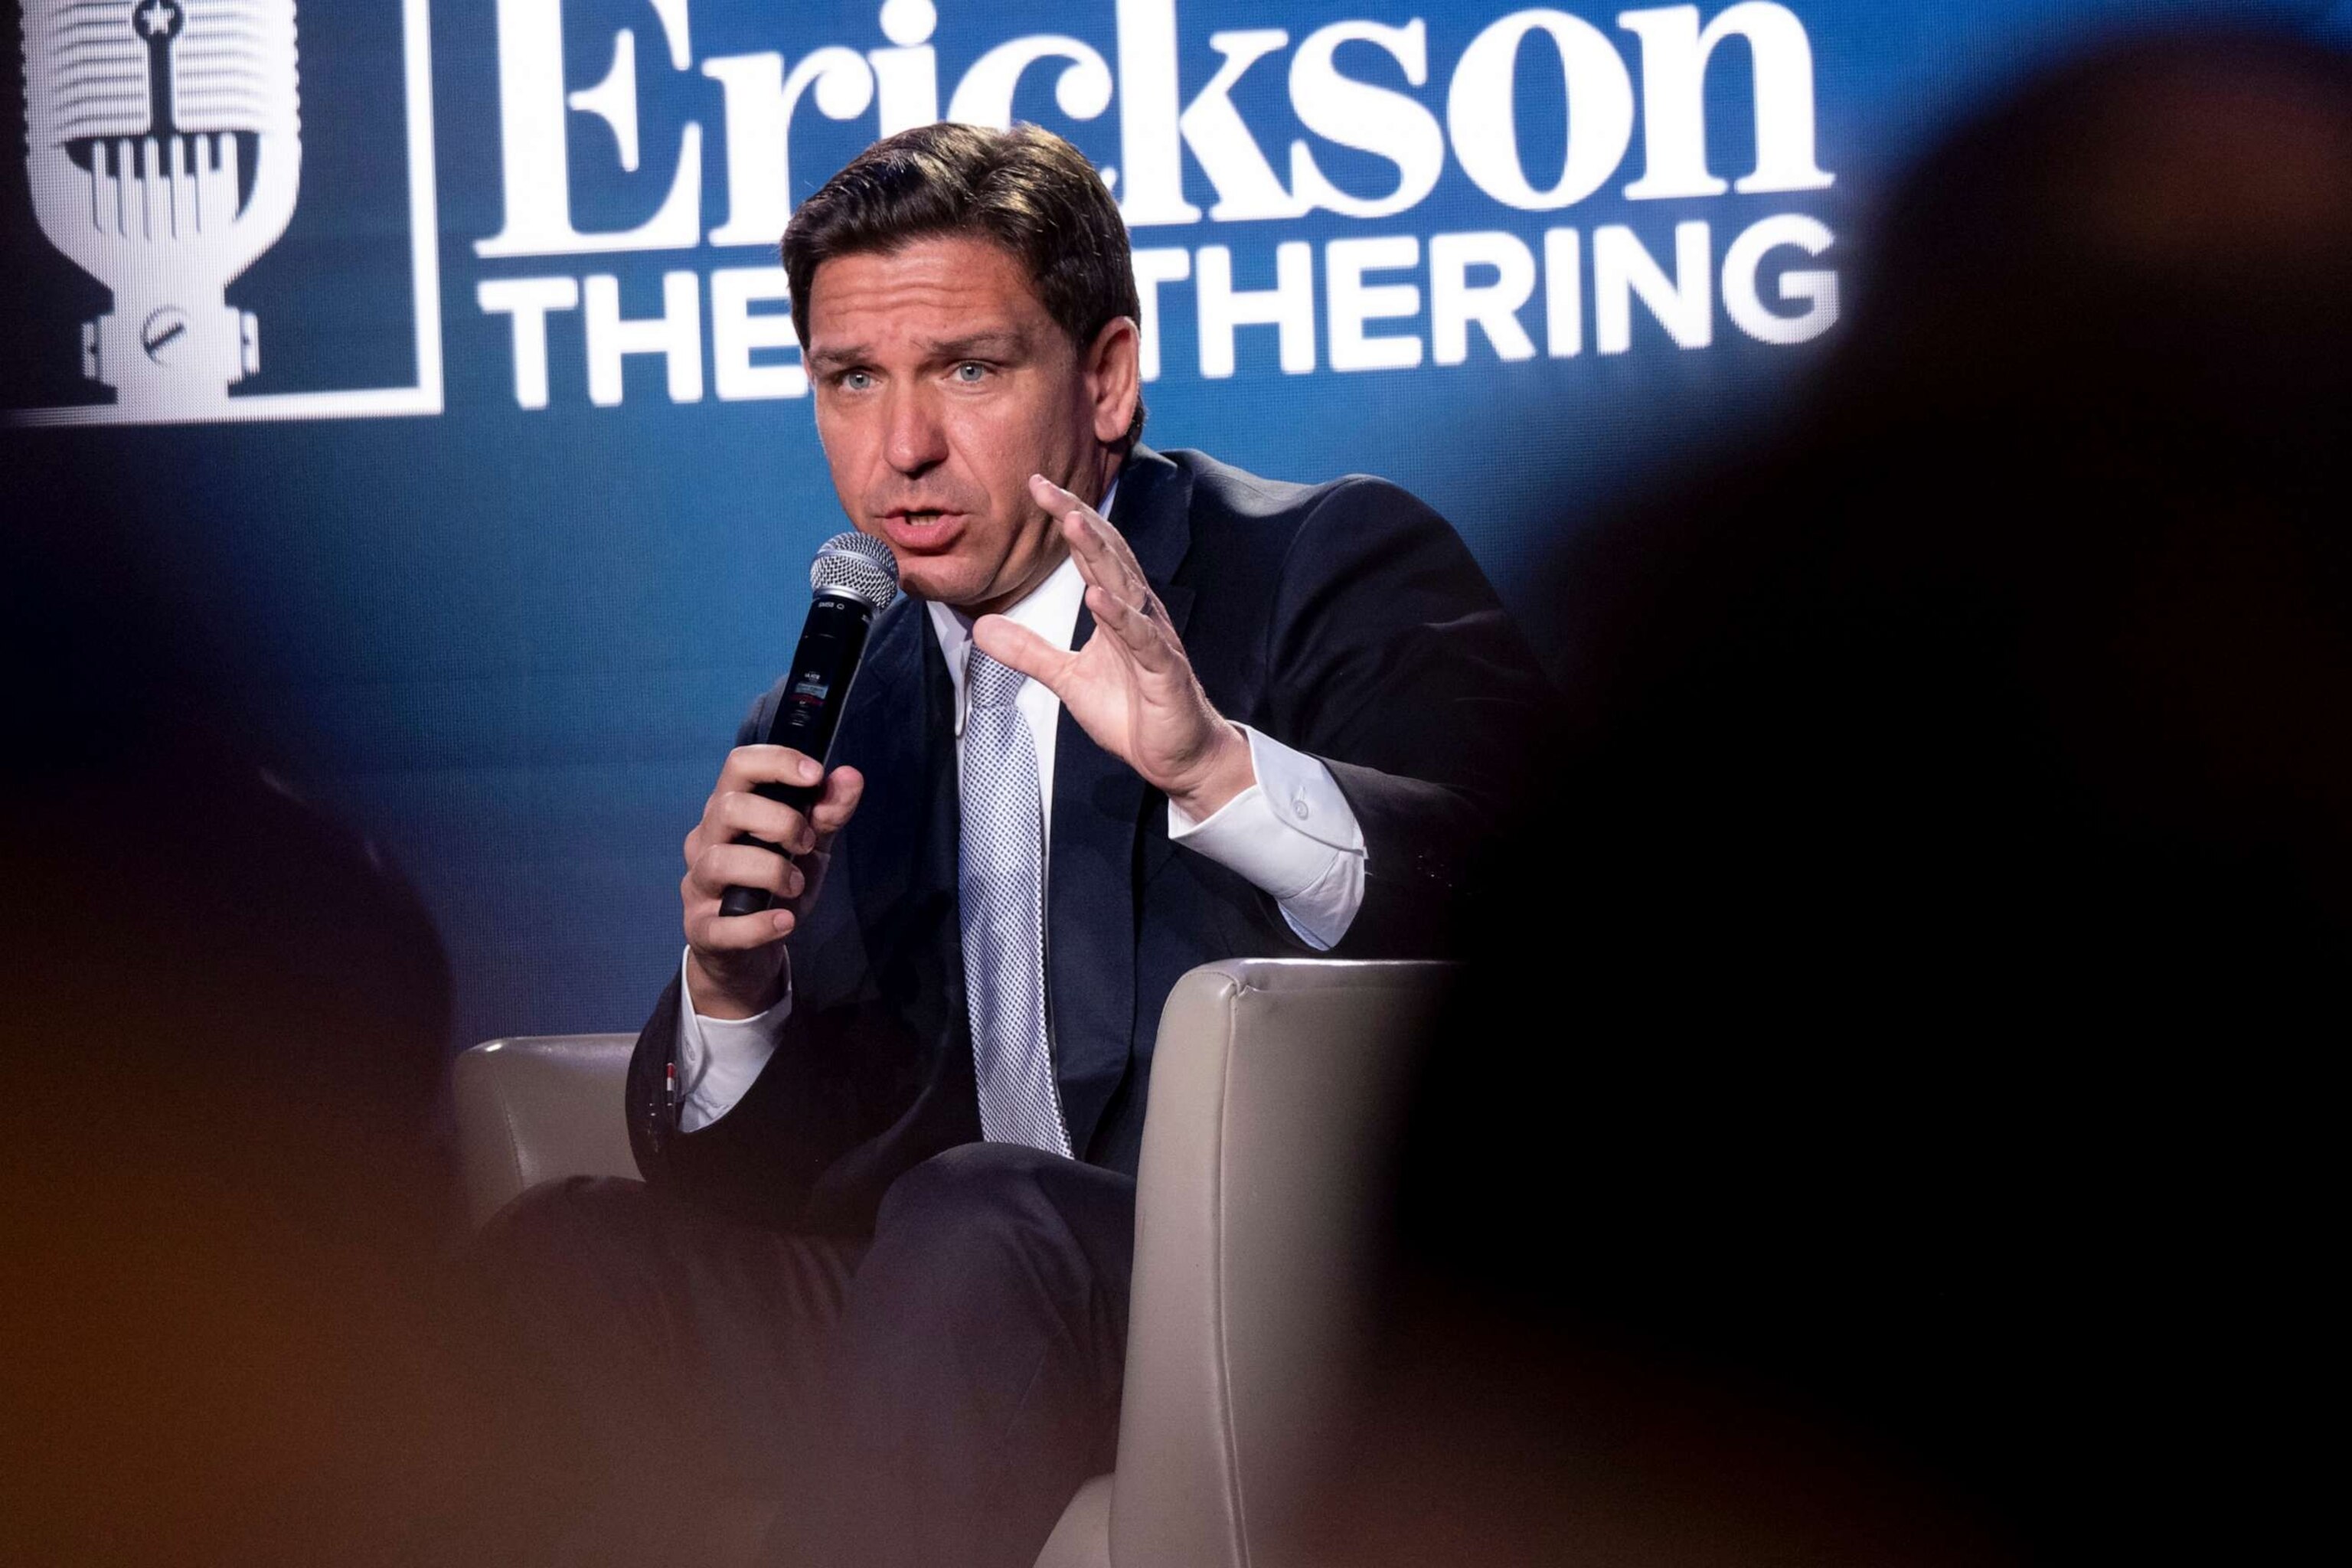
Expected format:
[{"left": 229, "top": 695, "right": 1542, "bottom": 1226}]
[{"left": 805, "top": 234, "right": 1132, "bottom": 613}]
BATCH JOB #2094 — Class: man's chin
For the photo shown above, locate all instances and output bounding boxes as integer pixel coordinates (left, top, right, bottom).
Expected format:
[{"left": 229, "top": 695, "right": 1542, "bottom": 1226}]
[{"left": 893, "top": 555, "right": 985, "bottom": 609}]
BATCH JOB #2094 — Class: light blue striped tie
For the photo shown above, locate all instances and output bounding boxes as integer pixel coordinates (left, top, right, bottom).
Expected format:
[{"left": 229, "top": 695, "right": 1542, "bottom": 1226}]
[{"left": 959, "top": 650, "right": 1072, "bottom": 1155}]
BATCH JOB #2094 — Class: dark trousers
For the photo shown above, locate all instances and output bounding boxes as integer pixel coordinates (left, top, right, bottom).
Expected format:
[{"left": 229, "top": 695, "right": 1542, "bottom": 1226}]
[{"left": 473, "top": 1143, "right": 1137, "bottom": 1568}]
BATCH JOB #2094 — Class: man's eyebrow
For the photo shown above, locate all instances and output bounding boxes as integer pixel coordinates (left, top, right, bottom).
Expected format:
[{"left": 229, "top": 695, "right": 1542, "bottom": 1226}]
[
  {"left": 917, "top": 332, "right": 1028, "bottom": 360},
  {"left": 805, "top": 343, "right": 870, "bottom": 371}
]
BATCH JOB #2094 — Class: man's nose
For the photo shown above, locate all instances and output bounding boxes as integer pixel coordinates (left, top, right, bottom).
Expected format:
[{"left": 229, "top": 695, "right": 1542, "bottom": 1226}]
[{"left": 883, "top": 385, "right": 948, "bottom": 477}]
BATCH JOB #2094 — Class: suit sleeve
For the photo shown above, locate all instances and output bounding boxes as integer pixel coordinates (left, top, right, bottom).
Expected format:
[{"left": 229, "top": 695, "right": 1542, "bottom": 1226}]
[{"left": 1260, "top": 479, "right": 1553, "bottom": 956}]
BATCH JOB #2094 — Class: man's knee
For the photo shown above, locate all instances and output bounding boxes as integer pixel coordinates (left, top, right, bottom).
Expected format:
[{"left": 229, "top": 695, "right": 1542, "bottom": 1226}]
[
  {"left": 481, "top": 1176, "right": 653, "bottom": 1263},
  {"left": 470, "top": 1175, "right": 672, "bottom": 1332},
  {"left": 869, "top": 1144, "right": 1135, "bottom": 1298},
  {"left": 880, "top": 1142, "right": 1067, "bottom": 1230}
]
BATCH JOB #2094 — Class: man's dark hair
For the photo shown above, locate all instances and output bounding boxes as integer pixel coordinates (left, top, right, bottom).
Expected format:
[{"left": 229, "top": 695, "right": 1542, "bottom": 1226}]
[{"left": 782, "top": 122, "right": 1145, "bottom": 450}]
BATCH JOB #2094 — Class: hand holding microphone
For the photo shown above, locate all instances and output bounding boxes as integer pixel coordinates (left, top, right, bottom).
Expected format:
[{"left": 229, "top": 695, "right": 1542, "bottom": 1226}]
[
  {"left": 681, "top": 745, "right": 864, "bottom": 1019},
  {"left": 681, "top": 533, "right": 899, "bottom": 1020}
]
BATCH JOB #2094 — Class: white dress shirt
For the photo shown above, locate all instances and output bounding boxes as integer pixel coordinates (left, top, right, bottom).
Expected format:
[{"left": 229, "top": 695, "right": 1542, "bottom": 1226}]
[{"left": 675, "top": 485, "right": 1368, "bottom": 1132}]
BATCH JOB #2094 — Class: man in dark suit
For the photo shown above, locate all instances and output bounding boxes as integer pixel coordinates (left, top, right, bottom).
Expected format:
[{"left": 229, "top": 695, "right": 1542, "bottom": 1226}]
[{"left": 479, "top": 122, "right": 1547, "bottom": 1568}]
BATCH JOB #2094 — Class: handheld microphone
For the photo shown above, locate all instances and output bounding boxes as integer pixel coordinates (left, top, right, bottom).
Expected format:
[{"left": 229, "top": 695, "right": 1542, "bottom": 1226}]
[{"left": 718, "top": 532, "right": 900, "bottom": 919}]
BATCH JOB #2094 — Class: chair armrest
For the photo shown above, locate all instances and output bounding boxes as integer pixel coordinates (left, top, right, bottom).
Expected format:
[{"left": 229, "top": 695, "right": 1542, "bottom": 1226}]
[
  {"left": 1109, "top": 959, "right": 1452, "bottom": 1568},
  {"left": 451, "top": 1034, "right": 639, "bottom": 1229}
]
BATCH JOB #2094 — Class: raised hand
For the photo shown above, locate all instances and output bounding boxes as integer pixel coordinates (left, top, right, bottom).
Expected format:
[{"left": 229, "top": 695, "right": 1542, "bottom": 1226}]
[{"left": 972, "top": 475, "right": 1256, "bottom": 822}]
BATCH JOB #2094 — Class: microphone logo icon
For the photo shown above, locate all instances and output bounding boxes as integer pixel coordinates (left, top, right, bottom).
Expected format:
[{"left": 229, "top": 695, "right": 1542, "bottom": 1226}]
[{"left": 22, "top": 0, "right": 302, "bottom": 419}]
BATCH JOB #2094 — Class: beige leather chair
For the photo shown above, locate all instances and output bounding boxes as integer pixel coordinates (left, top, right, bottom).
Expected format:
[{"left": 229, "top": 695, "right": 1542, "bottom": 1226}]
[
  {"left": 452, "top": 1032, "right": 642, "bottom": 1230},
  {"left": 452, "top": 959, "right": 1451, "bottom": 1568}
]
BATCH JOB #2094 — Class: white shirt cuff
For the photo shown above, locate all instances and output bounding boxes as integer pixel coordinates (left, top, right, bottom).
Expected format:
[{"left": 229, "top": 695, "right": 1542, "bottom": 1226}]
[
  {"left": 675, "top": 946, "right": 792, "bottom": 1132},
  {"left": 1167, "top": 726, "right": 1367, "bottom": 950}
]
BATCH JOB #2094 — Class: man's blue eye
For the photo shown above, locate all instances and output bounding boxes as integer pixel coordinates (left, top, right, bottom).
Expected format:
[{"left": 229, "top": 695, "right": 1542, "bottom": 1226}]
[
  {"left": 954, "top": 363, "right": 987, "bottom": 383},
  {"left": 842, "top": 371, "right": 873, "bottom": 390}
]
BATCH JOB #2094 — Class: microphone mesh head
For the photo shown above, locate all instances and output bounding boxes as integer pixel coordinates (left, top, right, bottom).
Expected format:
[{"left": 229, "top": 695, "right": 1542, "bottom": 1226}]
[{"left": 809, "top": 531, "right": 900, "bottom": 610}]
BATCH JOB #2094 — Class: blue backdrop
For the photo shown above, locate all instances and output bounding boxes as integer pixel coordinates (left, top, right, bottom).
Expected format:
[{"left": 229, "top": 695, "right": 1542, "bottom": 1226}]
[{"left": 6, "top": 0, "right": 2342, "bottom": 1050}]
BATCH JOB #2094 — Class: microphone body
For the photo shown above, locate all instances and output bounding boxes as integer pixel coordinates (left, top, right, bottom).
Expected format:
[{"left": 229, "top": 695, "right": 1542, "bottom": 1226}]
[{"left": 719, "top": 534, "right": 900, "bottom": 918}]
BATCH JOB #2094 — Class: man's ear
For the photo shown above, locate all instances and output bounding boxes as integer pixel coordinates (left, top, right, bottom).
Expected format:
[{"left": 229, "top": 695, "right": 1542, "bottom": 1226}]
[{"left": 1084, "top": 316, "right": 1142, "bottom": 448}]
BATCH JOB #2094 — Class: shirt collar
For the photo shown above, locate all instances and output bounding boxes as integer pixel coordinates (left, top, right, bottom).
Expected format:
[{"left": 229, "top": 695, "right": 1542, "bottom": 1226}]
[{"left": 925, "top": 478, "right": 1116, "bottom": 737}]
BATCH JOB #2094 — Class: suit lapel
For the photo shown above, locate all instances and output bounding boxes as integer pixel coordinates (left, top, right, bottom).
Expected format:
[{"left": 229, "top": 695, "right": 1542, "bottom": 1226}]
[
  {"left": 1048, "top": 448, "right": 1194, "bottom": 1156},
  {"left": 841, "top": 596, "right": 962, "bottom": 1031}
]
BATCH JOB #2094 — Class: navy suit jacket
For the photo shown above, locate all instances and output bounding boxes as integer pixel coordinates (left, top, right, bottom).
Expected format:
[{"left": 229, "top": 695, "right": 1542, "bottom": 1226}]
[{"left": 626, "top": 446, "right": 1550, "bottom": 1233}]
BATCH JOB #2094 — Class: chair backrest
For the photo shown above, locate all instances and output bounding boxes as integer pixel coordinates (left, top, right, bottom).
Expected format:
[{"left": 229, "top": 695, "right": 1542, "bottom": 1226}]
[
  {"left": 451, "top": 1033, "right": 638, "bottom": 1229},
  {"left": 1109, "top": 959, "right": 1452, "bottom": 1568}
]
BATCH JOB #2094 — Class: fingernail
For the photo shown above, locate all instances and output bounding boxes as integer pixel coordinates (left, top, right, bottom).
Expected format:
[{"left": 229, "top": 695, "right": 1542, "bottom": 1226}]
[
  {"left": 800, "top": 758, "right": 821, "bottom": 782},
  {"left": 773, "top": 910, "right": 794, "bottom": 933}
]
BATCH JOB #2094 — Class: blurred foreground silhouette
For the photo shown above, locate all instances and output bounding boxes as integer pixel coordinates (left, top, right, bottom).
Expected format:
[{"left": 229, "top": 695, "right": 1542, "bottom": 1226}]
[
  {"left": 1331, "top": 28, "right": 2350, "bottom": 1568},
  {"left": 0, "top": 455, "right": 564, "bottom": 1566}
]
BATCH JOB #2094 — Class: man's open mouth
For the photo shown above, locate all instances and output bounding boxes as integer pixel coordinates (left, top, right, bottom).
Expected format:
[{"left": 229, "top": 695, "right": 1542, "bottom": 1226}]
[{"left": 878, "top": 509, "right": 969, "bottom": 551}]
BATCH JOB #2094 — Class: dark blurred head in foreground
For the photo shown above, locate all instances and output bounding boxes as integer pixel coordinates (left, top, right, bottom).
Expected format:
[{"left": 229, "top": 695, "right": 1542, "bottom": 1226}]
[
  {"left": 0, "top": 456, "right": 548, "bottom": 1564},
  {"left": 1340, "top": 28, "right": 2350, "bottom": 1567}
]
